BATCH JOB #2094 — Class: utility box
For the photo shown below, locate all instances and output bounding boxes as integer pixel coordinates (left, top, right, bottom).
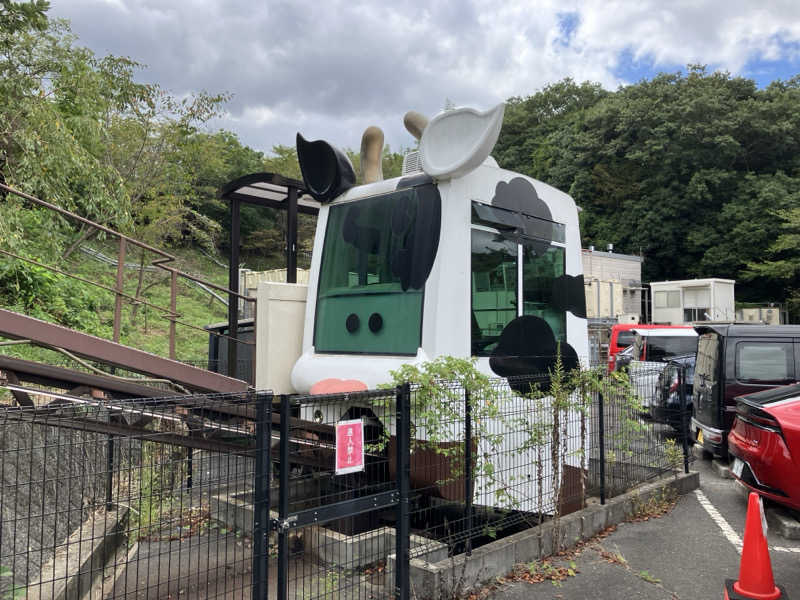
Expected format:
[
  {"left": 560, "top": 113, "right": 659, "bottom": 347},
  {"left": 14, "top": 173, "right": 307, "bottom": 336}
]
[
  {"left": 736, "top": 306, "right": 785, "bottom": 325},
  {"left": 205, "top": 319, "right": 254, "bottom": 384},
  {"left": 650, "top": 278, "right": 735, "bottom": 325},
  {"left": 255, "top": 281, "right": 308, "bottom": 394},
  {"left": 584, "top": 279, "right": 625, "bottom": 320}
]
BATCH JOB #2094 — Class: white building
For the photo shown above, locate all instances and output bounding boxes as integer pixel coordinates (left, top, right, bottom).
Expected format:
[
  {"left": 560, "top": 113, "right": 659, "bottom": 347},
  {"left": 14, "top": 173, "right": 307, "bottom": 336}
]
[
  {"left": 650, "top": 278, "right": 735, "bottom": 325},
  {"left": 582, "top": 248, "right": 643, "bottom": 322}
]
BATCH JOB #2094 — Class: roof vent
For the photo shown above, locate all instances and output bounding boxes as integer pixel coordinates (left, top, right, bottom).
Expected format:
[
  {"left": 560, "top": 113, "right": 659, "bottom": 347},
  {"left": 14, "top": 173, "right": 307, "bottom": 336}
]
[{"left": 402, "top": 151, "right": 423, "bottom": 175}]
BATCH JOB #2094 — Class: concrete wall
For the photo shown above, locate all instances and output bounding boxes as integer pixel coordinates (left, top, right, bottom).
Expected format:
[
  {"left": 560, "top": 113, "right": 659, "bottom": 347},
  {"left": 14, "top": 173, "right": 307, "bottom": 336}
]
[{"left": 255, "top": 281, "right": 308, "bottom": 394}]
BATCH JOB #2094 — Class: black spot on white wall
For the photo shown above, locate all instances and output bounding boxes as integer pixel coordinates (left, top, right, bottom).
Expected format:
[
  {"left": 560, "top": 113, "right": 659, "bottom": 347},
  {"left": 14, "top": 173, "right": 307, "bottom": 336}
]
[
  {"left": 492, "top": 177, "right": 552, "bottom": 255},
  {"left": 489, "top": 315, "right": 579, "bottom": 393},
  {"left": 552, "top": 274, "right": 587, "bottom": 318}
]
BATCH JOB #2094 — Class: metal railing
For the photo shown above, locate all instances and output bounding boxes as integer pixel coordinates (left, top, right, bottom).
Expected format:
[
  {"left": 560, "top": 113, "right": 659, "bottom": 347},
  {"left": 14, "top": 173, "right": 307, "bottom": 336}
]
[{"left": 0, "top": 182, "right": 253, "bottom": 367}]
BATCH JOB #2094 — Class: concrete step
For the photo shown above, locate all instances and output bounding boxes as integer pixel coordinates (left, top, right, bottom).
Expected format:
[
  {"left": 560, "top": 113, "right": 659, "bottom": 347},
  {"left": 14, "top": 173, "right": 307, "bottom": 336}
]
[
  {"left": 27, "top": 508, "right": 129, "bottom": 600},
  {"left": 711, "top": 458, "right": 732, "bottom": 479},
  {"left": 766, "top": 505, "right": 800, "bottom": 540}
]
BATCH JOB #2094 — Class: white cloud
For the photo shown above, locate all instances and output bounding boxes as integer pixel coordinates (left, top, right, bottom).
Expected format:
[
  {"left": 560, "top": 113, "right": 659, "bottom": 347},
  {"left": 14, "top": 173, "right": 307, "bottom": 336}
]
[{"left": 49, "top": 0, "right": 800, "bottom": 154}]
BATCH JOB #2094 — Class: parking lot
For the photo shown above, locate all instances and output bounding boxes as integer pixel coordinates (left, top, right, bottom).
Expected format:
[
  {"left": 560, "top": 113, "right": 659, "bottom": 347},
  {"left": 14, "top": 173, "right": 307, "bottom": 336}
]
[{"left": 487, "top": 449, "right": 800, "bottom": 599}]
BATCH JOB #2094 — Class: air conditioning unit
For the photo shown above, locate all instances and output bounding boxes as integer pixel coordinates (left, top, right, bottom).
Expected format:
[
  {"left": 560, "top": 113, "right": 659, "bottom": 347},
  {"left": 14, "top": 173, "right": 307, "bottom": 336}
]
[{"left": 402, "top": 151, "right": 422, "bottom": 174}]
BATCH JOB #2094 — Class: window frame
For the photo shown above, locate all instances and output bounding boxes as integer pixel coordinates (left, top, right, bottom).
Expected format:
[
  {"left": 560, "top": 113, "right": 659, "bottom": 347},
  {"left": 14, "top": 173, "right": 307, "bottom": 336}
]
[
  {"left": 470, "top": 221, "right": 567, "bottom": 357},
  {"left": 654, "top": 290, "right": 681, "bottom": 309}
]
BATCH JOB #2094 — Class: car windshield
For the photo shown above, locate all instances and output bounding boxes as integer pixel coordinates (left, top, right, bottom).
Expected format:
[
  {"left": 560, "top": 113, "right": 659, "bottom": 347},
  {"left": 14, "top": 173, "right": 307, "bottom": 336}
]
[
  {"left": 645, "top": 336, "right": 697, "bottom": 361},
  {"left": 634, "top": 334, "right": 697, "bottom": 362},
  {"left": 617, "top": 331, "right": 636, "bottom": 347}
]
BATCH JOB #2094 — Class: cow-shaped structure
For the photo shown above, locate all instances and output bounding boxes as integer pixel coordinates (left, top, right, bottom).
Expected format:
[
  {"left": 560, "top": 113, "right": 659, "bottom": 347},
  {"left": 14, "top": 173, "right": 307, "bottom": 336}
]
[{"left": 291, "top": 104, "right": 589, "bottom": 511}]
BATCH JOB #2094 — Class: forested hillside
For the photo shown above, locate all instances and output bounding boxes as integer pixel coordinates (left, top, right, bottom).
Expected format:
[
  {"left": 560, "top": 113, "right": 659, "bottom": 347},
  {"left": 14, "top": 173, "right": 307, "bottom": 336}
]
[
  {"left": 494, "top": 70, "right": 800, "bottom": 317},
  {"left": 0, "top": 1, "right": 404, "bottom": 359}
]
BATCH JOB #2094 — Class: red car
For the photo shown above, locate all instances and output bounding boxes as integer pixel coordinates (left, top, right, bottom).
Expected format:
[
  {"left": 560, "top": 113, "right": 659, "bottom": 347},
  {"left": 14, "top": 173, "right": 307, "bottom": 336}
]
[
  {"left": 606, "top": 323, "right": 694, "bottom": 372},
  {"left": 728, "top": 383, "right": 800, "bottom": 511}
]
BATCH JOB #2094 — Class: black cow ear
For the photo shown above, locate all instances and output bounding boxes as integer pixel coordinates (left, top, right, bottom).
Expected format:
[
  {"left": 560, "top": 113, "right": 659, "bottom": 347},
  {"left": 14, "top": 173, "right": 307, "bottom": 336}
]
[
  {"left": 552, "top": 274, "right": 587, "bottom": 319},
  {"left": 296, "top": 133, "right": 356, "bottom": 202}
]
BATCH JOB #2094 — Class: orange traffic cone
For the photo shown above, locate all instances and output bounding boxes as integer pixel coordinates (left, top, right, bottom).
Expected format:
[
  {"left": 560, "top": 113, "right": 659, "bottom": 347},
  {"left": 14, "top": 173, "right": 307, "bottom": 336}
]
[{"left": 724, "top": 492, "right": 786, "bottom": 600}]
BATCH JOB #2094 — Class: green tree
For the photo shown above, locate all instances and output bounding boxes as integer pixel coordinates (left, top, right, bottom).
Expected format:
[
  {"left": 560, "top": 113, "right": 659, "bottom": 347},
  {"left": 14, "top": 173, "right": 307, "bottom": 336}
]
[
  {"left": 744, "top": 205, "right": 800, "bottom": 320},
  {"left": 495, "top": 67, "right": 800, "bottom": 310}
]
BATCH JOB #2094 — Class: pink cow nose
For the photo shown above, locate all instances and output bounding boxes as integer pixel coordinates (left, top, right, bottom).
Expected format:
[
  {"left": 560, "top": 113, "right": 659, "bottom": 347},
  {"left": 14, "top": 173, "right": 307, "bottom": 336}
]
[{"left": 310, "top": 378, "right": 368, "bottom": 395}]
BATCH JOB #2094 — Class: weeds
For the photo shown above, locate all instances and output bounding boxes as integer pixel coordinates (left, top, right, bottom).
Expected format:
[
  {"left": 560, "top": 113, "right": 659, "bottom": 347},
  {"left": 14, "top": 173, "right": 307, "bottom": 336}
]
[
  {"left": 638, "top": 570, "right": 661, "bottom": 584},
  {"left": 630, "top": 486, "right": 678, "bottom": 521},
  {"left": 664, "top": 438, "right": 684, "bottom": 477},
  {"left": 521, "top": 559, "right": 578, "bottom": 586},
  {"left": 0, "top": 566, "right": 23, "bottom": 600}
]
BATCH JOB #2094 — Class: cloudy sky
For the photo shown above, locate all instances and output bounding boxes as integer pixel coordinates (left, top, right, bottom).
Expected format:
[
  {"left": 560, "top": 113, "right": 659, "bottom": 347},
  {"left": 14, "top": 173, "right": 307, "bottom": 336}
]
[{"left": 51, "top": 1, "right": 800, "bottom": 156}]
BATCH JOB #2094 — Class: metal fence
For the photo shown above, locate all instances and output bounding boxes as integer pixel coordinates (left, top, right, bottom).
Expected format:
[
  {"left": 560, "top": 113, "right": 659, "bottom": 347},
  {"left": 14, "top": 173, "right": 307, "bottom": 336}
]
[
  {"left": 0, "top": 390, "right": 269, "bottom": 600},
  {"left": 0, "top": 364, "right": 692, "bottom": 599}
]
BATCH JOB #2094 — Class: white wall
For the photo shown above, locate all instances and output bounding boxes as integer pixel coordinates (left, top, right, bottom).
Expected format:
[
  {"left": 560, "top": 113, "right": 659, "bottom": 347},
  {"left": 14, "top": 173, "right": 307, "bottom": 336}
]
[
  {"left": 255, "top": 281, "right": 308, "bottom": 394},
  {"left": 711, "top": 281, "right": 735, "bottom": 321}
]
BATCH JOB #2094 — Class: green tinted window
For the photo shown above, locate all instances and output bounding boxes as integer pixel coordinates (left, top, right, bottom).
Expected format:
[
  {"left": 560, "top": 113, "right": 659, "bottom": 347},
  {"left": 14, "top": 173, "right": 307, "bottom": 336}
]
[
  {"left": 315, "top": 190, "right": 423, "bottom": 354},
  {"left": 522, "top": 243, "right": 566, "bottom": 342},
  {"left": 471, "top": 229, "right": 518, "bottom": 356}
]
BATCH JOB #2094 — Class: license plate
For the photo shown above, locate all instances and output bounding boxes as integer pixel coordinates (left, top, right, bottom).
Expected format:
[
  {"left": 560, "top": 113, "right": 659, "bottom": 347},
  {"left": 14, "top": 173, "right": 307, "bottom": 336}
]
[
  {"left": 697, "top": 429, "right": 704, "bottom": 444},
  {"left": 732, "top": 458, "right": 744, "bottom": 478}
]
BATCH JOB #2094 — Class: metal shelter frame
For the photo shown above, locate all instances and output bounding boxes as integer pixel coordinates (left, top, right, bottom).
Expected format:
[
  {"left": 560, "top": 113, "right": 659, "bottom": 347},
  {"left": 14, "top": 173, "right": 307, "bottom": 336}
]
[{"left": 218, "top": 173, "right": 319, "bottom": 379}]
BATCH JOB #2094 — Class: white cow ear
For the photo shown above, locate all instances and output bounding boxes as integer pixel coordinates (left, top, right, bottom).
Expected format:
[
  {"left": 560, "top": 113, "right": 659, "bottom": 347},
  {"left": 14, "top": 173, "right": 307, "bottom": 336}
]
[{"left": 419, "top": 103, "right": 505, "bottom": 180}]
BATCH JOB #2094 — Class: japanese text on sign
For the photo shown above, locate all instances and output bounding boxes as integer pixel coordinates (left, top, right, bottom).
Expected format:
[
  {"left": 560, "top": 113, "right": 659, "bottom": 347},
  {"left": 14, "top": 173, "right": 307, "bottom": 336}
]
[{"left": 335, "top": 418, "right": 365, "bottom": 475}]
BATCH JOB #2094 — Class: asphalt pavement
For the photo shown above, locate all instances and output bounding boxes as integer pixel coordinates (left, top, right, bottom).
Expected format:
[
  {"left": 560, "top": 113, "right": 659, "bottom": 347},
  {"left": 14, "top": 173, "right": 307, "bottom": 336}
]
[{"left": 485, "top": 450, "right": 800, "bottom": 599}]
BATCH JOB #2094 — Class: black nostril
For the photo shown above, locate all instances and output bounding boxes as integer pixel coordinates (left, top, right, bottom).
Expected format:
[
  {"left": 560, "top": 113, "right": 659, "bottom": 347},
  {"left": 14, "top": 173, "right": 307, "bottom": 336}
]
[
  {"left": 346, "top": 313, "right": 360, "bottom": 333},
  {"left": 369, "top": 313, "right": 383, "bottom": 333}
]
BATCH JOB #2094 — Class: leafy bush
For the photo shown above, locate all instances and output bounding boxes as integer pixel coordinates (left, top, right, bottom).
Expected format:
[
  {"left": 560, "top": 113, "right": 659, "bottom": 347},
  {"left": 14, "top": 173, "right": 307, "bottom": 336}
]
[{"left": 0, "top": 261, "right": 108, "bottom": 335}]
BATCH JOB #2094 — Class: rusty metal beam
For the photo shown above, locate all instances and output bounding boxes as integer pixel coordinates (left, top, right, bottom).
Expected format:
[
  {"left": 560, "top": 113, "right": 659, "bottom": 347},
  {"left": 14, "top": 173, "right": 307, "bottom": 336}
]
[
  {"left": 0, "top": 355, "right": 174, "bottom": 398},
  {"left": 5, "top": 409, "right": 255, "bottom": 456},
  {"left": 0, "top": 309, "right": 248, "bottom": 393},
  {"left": 1, "top": 370, "right": 33, "bottom": 407}
]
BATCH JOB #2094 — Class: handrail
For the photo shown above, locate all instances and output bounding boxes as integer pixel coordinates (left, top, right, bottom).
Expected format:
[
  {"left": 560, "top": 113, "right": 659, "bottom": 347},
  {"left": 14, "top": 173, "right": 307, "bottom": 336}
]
[{"left": 0, "top": 182, "right": 254, "bottom": 362}]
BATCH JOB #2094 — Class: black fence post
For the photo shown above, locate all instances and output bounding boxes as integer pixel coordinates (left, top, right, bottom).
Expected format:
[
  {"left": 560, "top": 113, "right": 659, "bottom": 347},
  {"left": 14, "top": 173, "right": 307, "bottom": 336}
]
[
  {"left": 679, "top": 366, "right": 690, "bottom": 474},
  {"left": 395, "top": 383, "right": 411, "bottom": 600},
  {"left": 464, "top": 389, "right": 473, "bottom": 556},
  {"left": 186, "top": 446, "right": 193, "bottom": 490},
  {"left": 105, "top": 434, "right": 114, "bottom": 510},
  {"left": 598, "top": 387, "right": 606, "bottom": 505},
  {"left": 252, "top": 391, "right": 272, "bottom": 600},
  {"left": 277, "top": 394, "right": 290, "bottom": 600}
]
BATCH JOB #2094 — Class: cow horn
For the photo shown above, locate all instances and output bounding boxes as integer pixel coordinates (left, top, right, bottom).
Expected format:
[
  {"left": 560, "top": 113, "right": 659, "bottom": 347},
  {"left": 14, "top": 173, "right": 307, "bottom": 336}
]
[
  {"left": 403, "top": 111, "right": 428, "bottom": 140},
  {"left": 360, "top": 126, "right": 384, "bottom": 184}
]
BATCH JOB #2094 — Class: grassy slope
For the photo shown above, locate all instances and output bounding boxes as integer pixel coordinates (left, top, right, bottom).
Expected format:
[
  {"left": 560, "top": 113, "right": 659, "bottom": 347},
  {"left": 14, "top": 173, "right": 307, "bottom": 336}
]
[{"left": 0, "top": 242, "right": 231, "bottom": 370}]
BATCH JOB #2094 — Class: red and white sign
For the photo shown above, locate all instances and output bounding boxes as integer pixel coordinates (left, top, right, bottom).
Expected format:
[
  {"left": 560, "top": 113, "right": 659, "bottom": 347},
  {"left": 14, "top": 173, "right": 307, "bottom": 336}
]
[{"left": 335, "top": 418, "right": 365, "bottom": 475}]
